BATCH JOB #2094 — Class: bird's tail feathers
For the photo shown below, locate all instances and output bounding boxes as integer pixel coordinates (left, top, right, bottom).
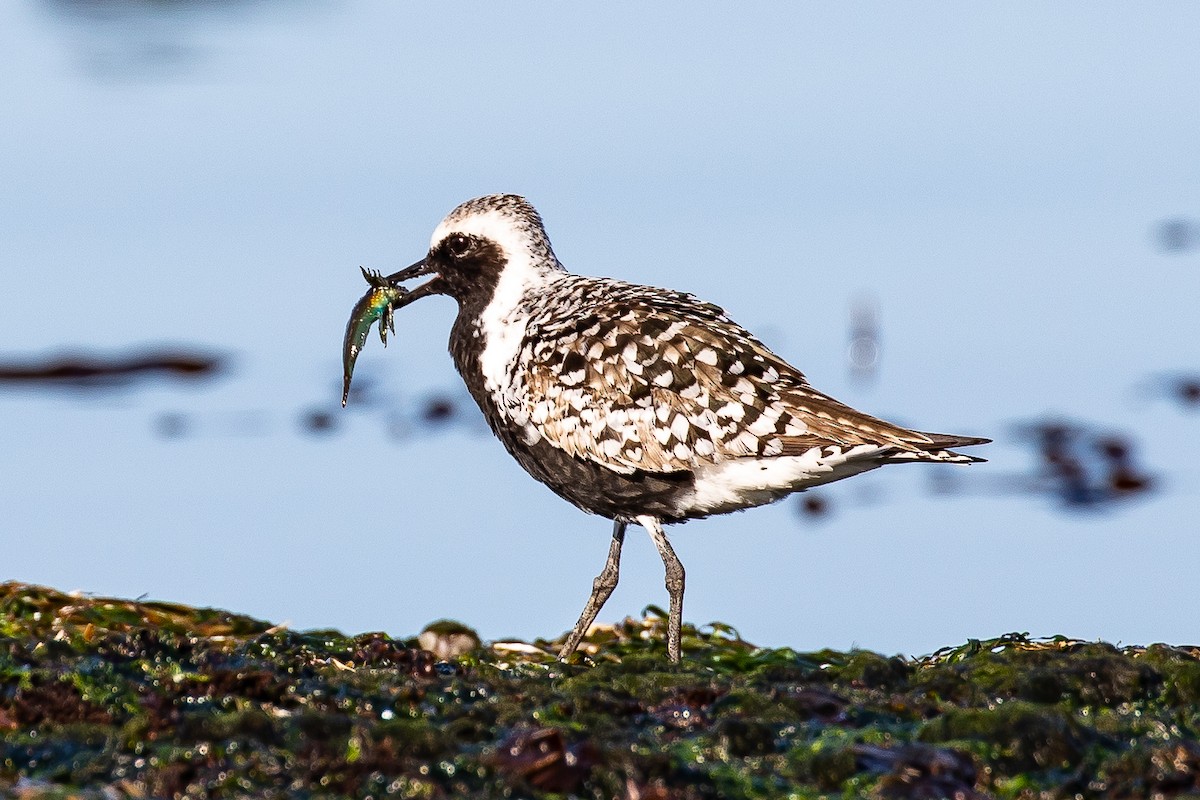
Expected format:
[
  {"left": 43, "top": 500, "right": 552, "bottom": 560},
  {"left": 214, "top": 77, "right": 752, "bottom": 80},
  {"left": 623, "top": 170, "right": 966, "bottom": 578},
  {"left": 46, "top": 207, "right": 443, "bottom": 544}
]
[{"left": 885, "top": 431, "right": 991, "bottom": 464}]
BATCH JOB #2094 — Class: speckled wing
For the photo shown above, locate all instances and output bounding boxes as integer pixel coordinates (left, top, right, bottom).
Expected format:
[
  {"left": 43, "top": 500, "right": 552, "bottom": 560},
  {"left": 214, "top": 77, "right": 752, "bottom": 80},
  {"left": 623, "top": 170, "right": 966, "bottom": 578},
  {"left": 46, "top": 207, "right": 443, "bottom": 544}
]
[{"left": 520, "top": 285, "right": 952, "bottom": 476}]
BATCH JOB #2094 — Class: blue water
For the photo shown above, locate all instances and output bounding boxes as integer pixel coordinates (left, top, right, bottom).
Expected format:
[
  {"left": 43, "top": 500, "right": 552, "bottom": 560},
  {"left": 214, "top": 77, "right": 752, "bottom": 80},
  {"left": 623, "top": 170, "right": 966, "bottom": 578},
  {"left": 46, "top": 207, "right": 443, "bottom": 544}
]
[{"left": 3, "top": 1, "right": 1199, "bottom": 654}]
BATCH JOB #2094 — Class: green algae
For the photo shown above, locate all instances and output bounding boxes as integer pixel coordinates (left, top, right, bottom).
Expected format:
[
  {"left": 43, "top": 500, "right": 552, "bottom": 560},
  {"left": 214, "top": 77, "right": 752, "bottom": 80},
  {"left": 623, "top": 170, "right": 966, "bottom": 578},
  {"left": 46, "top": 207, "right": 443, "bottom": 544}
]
[{"left": 3, "top": 583, "right": 1200, "bottom": 799}]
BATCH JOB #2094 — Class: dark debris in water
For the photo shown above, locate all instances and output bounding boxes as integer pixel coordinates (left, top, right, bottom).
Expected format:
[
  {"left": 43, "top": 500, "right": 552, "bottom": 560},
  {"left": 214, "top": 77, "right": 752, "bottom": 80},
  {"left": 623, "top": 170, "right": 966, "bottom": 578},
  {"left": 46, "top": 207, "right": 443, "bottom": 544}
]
[
  {"left": 0, "top": 348, "right": 225, "bottom": 391},
  {"left": 933, "top": 417, "right": 1158, "bottom": 514},
  {"left": 1138, "top": 372, "right": 1200, "bottom": 411},
  {"left": 4, "top": 584, "right": 1200, "bottom": 799}
]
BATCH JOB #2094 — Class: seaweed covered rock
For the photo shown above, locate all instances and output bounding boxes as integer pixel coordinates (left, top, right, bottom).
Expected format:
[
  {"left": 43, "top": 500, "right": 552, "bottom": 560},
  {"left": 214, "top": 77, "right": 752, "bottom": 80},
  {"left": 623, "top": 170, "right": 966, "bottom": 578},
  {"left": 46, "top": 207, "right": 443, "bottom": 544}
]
[{"left": 2, "top": 582, "right": 1200, "bottom": 799}]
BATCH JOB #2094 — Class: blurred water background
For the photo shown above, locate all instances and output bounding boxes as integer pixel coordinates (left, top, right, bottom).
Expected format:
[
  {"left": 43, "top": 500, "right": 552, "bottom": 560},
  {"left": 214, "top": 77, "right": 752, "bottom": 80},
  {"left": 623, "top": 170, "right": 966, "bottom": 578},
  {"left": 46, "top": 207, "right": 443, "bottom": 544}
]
[{"left": 2, "top": 1, "right": 1198, "bottom": 654}]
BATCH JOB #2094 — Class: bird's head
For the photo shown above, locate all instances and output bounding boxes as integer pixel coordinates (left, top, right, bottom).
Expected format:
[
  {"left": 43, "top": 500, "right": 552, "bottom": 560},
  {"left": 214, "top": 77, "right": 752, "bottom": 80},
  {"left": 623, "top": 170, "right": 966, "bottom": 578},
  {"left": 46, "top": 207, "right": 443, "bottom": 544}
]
[{"left": 382, "top": 194, "right": 563, "bottom": 310}]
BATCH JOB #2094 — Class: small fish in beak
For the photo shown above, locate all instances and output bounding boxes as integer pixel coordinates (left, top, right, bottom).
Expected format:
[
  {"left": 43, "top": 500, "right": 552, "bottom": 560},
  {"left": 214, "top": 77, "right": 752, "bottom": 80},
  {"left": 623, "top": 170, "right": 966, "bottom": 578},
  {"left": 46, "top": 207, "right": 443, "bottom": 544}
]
[
  {"left": 342, "top": 267, "right": 409, "bottom": 407},
  {"left": 340, "top": 260, "right": 440, "bottom": 407}
]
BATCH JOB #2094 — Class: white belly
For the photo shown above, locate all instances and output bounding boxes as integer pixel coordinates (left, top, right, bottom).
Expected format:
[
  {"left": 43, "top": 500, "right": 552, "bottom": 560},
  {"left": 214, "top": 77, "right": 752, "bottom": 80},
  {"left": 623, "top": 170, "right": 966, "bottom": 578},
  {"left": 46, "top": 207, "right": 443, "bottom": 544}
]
[{"left": 679, "top": 444, "right": 885, "bottom": 517}]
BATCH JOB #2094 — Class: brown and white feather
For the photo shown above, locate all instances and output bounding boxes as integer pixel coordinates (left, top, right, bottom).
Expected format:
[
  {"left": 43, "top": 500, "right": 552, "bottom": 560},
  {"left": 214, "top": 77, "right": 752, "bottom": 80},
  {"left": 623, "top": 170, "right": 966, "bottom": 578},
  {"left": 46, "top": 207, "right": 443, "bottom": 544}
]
[
  {"left": 422, "top": 193, "right": 987, "bottom": 522},
  {"left": 511, "top": 279, "right": 973, "bottom": 476}
]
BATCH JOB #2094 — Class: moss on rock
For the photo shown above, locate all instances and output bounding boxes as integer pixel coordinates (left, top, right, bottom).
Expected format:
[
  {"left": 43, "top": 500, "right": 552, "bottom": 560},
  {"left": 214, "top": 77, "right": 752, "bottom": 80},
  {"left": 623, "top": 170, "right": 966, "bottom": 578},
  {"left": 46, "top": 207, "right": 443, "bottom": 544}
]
[{"left": 3, "top": 582, "right": 1200, "bottom": 799}]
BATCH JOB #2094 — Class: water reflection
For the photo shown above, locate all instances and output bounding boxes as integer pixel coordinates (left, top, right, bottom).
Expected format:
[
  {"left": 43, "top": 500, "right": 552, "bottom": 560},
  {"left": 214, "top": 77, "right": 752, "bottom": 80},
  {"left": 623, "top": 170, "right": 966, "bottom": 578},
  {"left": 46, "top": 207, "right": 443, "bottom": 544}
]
[
  {"left": 143, "top": 375, "right": 483, "bottom": 441},
  {"left": 299, "top": 408, "right": 338, "bottom": 435},
  {"left": 153, "top": 408, "right": 270, "bottom": 439},
  {"left": 795, "top": 492, "right": 831, "bottom": 522},
  {"left": 847, "top": 293, "right": 881, "bottom": 386},
  {"left": 1155, "top": 217, "right": 1200, "bottom": 254},
  {"left": 382, "top": 390, "right": 485, "bottom": 442},
  {"left": 1022, "top": 421, "right": 1154, "bottom": 508},
  {"left": 38, "top": 0, "right": 329, "bottom": 80},
  {"left": 0, "top": 340, "right": 1182, "bottom": 523},
  {"left": 930, "top": 418, "right": 1155, "bottom": 513},
  {"left": 1135, "top": 372, "right": 1200, "bottom": 411}
]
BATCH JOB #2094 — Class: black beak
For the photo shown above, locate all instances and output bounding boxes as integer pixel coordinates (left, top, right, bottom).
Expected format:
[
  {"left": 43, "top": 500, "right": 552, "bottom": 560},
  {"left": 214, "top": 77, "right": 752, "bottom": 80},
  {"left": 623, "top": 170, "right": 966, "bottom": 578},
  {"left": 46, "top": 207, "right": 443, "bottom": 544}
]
[{"left": 384, "top": 257, "right": 441, "bottom": 308}]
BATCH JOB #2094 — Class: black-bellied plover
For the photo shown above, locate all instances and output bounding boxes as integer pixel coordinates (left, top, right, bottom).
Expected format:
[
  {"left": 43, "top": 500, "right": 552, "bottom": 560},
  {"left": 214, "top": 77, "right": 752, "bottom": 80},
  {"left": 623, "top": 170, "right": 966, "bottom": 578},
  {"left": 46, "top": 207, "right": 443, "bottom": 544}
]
[{"left": 343, "top": 194, "right": 988, "bottom": 662}]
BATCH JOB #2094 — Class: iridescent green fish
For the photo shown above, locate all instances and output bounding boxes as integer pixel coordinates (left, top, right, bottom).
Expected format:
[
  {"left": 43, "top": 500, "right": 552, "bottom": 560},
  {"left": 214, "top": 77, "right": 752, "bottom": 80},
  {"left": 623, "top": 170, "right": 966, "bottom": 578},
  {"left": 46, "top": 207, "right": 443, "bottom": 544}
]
[{"left": 341, "top": 267, "right": 409, "bottom": 407}]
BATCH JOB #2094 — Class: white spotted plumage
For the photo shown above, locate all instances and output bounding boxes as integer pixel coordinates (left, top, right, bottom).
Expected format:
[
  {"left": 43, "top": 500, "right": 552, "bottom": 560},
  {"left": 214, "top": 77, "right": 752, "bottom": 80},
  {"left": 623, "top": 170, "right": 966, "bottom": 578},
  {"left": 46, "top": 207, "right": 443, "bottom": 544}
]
[
  {"left": 388, "top": 193, "right": 988, "bottom": 662},
  {"left": 430, "top": 199, "right": 986, "bottom": 515}
]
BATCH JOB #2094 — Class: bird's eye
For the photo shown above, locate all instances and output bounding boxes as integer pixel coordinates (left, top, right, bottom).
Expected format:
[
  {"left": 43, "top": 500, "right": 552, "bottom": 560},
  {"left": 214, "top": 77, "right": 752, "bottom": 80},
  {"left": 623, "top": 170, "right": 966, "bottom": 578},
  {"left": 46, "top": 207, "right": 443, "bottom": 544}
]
[{"left": 445, "top": 234, "right": 472, "bottom": 258}]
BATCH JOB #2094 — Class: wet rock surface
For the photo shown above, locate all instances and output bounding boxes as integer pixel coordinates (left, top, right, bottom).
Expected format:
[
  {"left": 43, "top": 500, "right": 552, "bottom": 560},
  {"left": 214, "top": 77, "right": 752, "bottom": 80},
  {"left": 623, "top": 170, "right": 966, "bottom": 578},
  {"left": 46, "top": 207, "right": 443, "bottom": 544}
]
[{"left": 2, "top": 583, "right": 1199, "bottom": 799}]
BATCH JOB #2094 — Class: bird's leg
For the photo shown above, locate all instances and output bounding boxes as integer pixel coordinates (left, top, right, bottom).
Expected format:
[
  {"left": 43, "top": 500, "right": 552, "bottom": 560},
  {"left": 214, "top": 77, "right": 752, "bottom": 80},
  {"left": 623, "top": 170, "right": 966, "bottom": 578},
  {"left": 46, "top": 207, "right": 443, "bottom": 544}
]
[
  {"left": 558, "top": 520, "right": 627, "bottom": 660},
  {"left": 639, "top": 515, "right": 684, "bottom": 663}
]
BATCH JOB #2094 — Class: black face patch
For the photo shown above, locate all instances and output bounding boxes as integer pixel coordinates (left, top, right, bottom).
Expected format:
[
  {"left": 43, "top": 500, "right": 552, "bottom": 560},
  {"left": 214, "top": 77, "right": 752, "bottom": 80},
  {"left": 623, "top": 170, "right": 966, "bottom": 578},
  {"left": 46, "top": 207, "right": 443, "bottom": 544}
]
[{"left": 429, "top": 234, "right": 507, "bottom": 305}]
